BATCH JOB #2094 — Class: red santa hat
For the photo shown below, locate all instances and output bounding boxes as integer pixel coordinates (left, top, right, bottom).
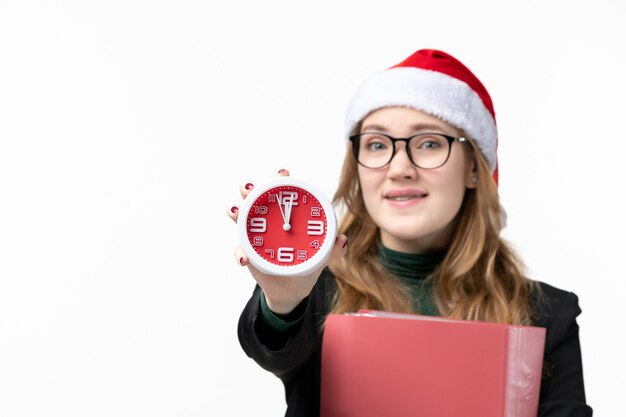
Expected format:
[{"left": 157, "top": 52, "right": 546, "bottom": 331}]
[{"left": 345, "top": 49, "right": 499, "bottom": 184}]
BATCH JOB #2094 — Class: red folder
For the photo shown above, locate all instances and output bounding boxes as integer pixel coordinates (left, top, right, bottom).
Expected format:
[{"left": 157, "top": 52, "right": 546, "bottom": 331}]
[{"left": 320, "top": 310, "right": 546, "bottom": 417}]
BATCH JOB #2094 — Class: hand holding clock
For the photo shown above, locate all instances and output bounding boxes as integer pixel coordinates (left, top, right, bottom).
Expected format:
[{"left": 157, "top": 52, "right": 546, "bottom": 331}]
[{"left": 227, "top": 169, "right": 348, "bottom": 315}]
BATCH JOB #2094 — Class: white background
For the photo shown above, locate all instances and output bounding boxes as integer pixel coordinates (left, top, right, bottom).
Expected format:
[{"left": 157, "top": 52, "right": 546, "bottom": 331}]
[{"left": 1, "top": 1, "right": 623, "bottom": 416}]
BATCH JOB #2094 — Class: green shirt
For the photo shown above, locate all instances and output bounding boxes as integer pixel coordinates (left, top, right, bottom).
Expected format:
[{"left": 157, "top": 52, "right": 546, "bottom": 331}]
[{"left": 378, "top": 245, "right": 444, "bottom": 317}]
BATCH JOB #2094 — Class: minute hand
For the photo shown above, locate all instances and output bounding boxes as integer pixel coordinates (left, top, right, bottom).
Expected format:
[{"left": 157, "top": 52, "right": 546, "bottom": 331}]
[{"left": 276, "top": 194, "right": 286, "bottom": 222}]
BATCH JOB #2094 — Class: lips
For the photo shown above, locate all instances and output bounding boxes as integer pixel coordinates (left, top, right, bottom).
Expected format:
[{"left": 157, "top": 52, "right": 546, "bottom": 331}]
[{"left": 384, "top": 189, "right": 428, "bottom": 201}]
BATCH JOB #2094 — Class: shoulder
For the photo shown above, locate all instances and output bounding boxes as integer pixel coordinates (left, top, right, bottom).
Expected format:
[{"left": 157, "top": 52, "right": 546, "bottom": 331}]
[
  {"left": 529, "top": 282, "right": 587, "bottom": 363},
  {"left": 530, "top": 281, "right": 582, "bottom": 328}
]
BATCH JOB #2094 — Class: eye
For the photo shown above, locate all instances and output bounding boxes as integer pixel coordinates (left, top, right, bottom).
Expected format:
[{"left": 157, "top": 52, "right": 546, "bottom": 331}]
[
  {"left": 361, "top": 134, "right": 391, "bottom": 152},
  {"left": 419, "top": 140, "right": 440, "bottom": 150},
  {"left": 412, "top": 134, "right": 447, "bottom": 151},
  {"left": 367, "top": 141, "right": 387, "bottom": 151}
]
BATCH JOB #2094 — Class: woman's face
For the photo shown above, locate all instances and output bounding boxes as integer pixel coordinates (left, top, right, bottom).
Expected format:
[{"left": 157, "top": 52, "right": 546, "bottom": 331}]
[{"left": 357, "top": 106, "right": 476, "bottom": 253}]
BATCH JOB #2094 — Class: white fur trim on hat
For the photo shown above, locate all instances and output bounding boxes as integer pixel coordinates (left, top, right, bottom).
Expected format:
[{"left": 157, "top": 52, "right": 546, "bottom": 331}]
[{"left": 345, "top": 67, "right": 497, "bottom": 172}]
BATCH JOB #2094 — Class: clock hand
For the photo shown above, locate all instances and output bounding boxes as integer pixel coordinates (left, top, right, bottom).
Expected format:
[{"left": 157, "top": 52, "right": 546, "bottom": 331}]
[
  {"left": 283, "top": 198, "right": 293, "bottom": 231},
  {"left": 276, "top": 194, "right": 287, "bottom": 226}
]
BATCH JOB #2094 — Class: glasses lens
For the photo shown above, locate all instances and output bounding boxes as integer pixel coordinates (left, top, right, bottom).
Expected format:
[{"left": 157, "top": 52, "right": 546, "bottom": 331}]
[
  {"left": 408, "top": 134, "right": 451, "bottom": 169},
  {"left": 356, "top": 133, "right": 394, "bottom": 168}
]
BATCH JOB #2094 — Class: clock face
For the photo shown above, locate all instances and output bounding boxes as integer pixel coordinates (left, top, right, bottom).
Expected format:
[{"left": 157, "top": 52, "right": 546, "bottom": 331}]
[{"left": 238, "top": 178, "right": 337, "bottom": 276}]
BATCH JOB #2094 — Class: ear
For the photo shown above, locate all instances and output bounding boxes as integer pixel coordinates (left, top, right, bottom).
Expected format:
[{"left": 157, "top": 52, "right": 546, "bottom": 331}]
[{"left": 465, "top": 155, "right": 478, "bottom": 189}]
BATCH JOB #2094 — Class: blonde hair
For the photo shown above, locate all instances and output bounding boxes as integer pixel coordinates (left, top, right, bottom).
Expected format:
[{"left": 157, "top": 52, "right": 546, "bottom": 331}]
[{"left": 328, "top": 130, "right": 538, "bottom": 325}]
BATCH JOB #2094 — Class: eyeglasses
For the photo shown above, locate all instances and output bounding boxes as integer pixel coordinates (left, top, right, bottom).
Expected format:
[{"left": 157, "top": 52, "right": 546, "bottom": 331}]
[{"left": 349, "top": 132, "right": 467, "bottom": 169}]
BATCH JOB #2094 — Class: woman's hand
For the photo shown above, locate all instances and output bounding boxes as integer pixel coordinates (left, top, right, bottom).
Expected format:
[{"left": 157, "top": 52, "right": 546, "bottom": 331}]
[{"left": 227, "top": 169, "right": 348, "bottom": 315}]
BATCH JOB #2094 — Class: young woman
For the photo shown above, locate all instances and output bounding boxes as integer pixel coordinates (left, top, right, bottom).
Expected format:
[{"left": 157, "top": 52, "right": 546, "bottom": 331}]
[{"left": 228, "top": 49, "right": 592, "bottom": 417}]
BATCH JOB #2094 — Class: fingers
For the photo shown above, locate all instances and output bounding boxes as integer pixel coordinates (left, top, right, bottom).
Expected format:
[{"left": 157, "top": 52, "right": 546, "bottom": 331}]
[
  {"left": 229, "top": 181, "right": 254, "bottom": 223},
  {"left": 234, "top": 247, "right": 248, "bottom": 267},
  {"left": 229, "top": 168, "right": 291, "bottom": 221},
  {"left": 238, "top": 168, "right": 289, "bottom": 199},
  {"left": 227, "top": 204, "right": 240, "bottom": 223},
  {"left": 239, "top": 181, "right": 255, "bottom": 199}
]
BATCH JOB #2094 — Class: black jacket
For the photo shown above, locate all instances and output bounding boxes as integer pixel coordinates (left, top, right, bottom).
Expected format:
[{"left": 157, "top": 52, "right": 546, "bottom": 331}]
[{"left": 238, "top": 268, "right": 592, "bottom": 417}]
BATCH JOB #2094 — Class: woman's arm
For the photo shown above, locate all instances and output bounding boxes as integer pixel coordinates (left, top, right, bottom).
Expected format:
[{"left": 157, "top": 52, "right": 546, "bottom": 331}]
[{"left": 237, "top": 269, "right": 335, "bottom": 383}]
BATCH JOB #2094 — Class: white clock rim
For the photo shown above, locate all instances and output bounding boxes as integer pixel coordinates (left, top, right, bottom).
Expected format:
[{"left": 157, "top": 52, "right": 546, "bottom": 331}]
[{"left": 237, "top": 176, "right": 338, "bottom": 277}]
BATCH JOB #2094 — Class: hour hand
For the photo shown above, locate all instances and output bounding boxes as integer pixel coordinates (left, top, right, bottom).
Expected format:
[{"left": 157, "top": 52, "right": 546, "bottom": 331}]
[{"left": 283, "top": 199, "right": 293, "bottom": 231}]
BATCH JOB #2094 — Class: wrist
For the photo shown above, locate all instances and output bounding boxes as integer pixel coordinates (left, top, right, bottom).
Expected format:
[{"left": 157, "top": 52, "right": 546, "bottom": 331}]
[{"left": 264, "top": 293, "right": 308, "bottom": 316}]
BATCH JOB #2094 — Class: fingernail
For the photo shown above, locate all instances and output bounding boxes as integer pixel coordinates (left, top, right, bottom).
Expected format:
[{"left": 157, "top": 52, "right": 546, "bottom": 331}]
[
  {"left": 230, "top": 206, "right": 239, "bottom": 214},
  {"left": 239, "top": 257, "right": 245, "bottom": 265},
  {"left": 245, "top": 183, "right": 254, "bottom": 190},
  {"left": 278, "top": 169, "right": 286, "bottom": 174}
]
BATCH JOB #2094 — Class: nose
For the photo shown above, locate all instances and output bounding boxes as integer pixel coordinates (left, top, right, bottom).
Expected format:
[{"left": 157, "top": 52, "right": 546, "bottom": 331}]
[{"left": 387, "top": 141, "right": 418, "bottom": 179}]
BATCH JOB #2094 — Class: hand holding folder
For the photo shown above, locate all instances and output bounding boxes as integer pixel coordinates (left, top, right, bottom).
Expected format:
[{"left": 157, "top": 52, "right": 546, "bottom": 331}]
[{"left": 320, "top": 310, "right": 546, "bottom": 417}]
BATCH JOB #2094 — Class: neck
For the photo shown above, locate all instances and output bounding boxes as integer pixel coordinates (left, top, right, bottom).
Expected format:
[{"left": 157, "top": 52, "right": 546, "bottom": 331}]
[{"left": 378, "top": 245, "right": 446, "bottom": 281}]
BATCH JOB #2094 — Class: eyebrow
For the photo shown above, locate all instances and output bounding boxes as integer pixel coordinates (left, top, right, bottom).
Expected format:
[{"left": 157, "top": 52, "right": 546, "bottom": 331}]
[{"left": 361, "top": 123, "right": 450, "bottom": 133}]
